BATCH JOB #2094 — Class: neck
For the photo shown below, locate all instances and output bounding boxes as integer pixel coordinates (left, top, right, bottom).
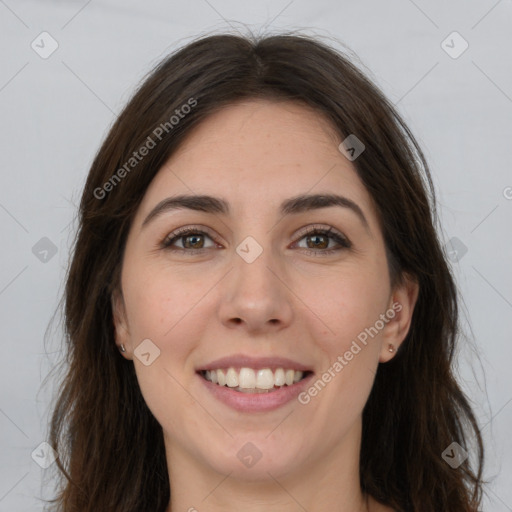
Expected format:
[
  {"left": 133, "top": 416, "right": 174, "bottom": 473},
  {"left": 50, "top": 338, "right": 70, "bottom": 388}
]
[{"left": 165, "top": 477, "right": 369, "bottom": 512}]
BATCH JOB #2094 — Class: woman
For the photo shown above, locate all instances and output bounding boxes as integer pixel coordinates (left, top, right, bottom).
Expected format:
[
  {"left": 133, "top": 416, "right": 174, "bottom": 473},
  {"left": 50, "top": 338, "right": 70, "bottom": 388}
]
[{"left": 45, "top": 32, "right": 485, "bottom": 511}]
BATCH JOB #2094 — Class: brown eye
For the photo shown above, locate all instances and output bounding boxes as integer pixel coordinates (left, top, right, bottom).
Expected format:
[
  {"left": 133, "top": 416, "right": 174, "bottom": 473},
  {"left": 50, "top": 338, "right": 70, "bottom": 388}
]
[
  {"left": 305, "top": 233, "right": 329, "bottom": 249},
  {"left": 181, "top": 233, "right": 205, "bottom": 249},
  {"left": 160, "top": 225, "right": 351, "bottom": 256},
  {"left": 294, "top": 226, "right": 351, "bottom": 255},
  {"left": 161, "top": 228, "right": 216, "bottom": 252}
]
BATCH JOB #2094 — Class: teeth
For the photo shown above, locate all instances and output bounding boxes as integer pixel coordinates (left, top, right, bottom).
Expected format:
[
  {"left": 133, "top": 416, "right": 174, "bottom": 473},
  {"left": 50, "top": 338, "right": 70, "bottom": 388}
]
[
  {"left": 274, "top": 368, "right": 285, "bottom": 387},
  {"left": 203, "top": 367, "right": 307, "bottom": 390},
  {"left": 239, "top": 368, "right": 256, "bottom": 388},
  {"left": 293, "top": 370, "right": 303, "bottom": 383},
  {"left": 256, "top": 369, "right": 274, "bottom": 389},
  {"left": 226, "top": 368, "right": 238, "bottom": 388}
]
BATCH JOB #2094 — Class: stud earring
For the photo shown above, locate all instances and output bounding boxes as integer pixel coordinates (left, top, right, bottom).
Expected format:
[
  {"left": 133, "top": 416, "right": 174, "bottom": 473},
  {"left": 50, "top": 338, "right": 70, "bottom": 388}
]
[
  {"left": 119, "top": 344, "right": 126, "bottom": 353},
  {"left": 388, "top": 344, "right": 395, "bottom": 353}
]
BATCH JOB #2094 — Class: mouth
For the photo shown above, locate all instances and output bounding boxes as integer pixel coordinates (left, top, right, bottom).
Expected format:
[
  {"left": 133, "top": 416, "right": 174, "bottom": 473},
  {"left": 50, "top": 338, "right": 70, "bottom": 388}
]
[
  {"left": 196, "top": 354, "right": 315, "bottom": 412},
  {"left": 198, "top": 367, "right": 313, "bottom": 393}
]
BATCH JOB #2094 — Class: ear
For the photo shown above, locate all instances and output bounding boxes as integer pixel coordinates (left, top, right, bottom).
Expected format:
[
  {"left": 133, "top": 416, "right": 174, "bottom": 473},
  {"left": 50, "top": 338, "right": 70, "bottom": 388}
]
[
  {"left": 379, "top": 273, "right": 419, "bottom": 363},
  {"left": 111, "top": 287, "right": 132, "bottom": 359}
]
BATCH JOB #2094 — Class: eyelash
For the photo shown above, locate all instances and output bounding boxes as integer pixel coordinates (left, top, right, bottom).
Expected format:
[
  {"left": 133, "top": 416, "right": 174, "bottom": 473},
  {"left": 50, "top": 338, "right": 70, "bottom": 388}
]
[{"left": 159, "top": 224, "right": 352, "bottom": 256}]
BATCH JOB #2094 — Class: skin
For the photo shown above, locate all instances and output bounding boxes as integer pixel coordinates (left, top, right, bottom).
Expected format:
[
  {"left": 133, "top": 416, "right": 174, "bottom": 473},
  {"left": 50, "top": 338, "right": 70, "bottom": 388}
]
[{"left": 112, "top": 99, "right": 419, "bottom": 512}]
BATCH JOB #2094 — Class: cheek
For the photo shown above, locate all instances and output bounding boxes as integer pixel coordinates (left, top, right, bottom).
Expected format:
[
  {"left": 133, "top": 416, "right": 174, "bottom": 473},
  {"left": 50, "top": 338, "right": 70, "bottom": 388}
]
[
  {"left": 303, "top": 265, "right": 389, "bottom": 408},
  {"left": 122, "top": 262, "right": 206, "bottom": 342},
  {"left": 127, "top": 273, "right": 203, "bottom": 434},
  {"left": 302, "top": 298, "right": 383, "bottom": 432},
  {"left": 310, "top": 265, "right": 390, "bottom": 342}
]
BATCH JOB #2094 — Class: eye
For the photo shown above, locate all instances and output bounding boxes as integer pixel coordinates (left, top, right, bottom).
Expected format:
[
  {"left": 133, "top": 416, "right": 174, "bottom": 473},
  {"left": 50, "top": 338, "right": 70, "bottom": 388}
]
[
  {"left": 160, "top": 224, "right": 351, "bottom": 255},
  {"left": 160, "top": 226, "right": 218, "bottom": 253},
  {"left": 292, "top": 225, "right": 352, "bottom": 256}
]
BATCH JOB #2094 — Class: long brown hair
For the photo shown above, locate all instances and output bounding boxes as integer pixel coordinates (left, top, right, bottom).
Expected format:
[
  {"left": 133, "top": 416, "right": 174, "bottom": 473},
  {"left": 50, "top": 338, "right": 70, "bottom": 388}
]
[{"left": 43, "top": 31, "right": 485, "bottom": 511}]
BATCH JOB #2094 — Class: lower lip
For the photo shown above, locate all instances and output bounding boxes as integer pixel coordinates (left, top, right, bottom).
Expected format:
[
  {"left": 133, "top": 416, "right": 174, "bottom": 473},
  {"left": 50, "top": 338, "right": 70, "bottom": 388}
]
[{"left": 198, "top": 372, "right": 314, "bottom": 412}]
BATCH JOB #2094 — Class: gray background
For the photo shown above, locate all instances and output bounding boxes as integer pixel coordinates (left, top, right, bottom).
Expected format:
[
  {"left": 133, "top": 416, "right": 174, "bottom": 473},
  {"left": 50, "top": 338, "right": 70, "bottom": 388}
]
[{"left": 1, "top": 0, "right": 511, "bottom": 510}]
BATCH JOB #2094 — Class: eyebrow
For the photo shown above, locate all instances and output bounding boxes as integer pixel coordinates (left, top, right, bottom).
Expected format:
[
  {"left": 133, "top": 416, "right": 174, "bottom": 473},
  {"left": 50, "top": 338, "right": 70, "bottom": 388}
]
[{"left": 141, "top": 193, "right": 369, "bottom": 230}]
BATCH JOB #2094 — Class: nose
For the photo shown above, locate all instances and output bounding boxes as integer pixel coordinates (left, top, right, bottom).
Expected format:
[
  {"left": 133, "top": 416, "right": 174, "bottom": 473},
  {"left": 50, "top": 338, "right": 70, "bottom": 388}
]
[{"left": 217, "top": 241, "right": 294, "bottom": 335}]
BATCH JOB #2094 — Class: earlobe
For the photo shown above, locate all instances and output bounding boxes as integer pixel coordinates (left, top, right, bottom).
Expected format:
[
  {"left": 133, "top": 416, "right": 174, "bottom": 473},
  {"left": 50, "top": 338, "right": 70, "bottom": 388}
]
[
  {"left": 380, "top": 273, "right": 420, "bottom": 363},
  {"left": 111, "top": 288, "right": 131, "bottom": 357}
]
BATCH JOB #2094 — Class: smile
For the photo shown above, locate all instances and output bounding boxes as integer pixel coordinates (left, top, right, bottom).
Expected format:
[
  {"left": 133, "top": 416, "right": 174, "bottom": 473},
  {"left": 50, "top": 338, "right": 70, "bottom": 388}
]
[
  {"left": 198, "top": 367, "right": 314, "bottom": 412},
  {"left": 200, "top": 367, "right": 310, "bottom": 393}
]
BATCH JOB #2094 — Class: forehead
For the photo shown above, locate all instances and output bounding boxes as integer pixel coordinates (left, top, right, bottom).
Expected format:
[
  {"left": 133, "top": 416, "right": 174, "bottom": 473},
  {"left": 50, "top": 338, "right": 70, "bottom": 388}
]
[{"left": 135, "top": 99, "right": 378, "bottom": 228}]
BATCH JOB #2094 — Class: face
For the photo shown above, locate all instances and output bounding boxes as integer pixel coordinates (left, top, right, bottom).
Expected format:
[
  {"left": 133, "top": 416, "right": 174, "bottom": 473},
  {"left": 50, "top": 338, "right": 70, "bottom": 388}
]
[{"left": 112, "top": 99, "right": 418, "bottom": 483}]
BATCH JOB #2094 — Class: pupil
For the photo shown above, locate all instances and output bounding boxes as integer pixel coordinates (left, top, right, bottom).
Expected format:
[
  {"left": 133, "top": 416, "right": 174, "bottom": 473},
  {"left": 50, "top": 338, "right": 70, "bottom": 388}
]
[
  {"left": 308, "top": 234, "right": 327, "bottom": 249},
  {"left": 185, "top": 235, "right": 203, "bottom": 249}
]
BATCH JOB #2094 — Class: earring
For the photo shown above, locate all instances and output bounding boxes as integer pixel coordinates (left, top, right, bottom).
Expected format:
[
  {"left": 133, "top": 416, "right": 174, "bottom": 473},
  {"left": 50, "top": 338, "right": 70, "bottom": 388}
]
[
  {"left": 388, "top": 344, "right": 394, "bottom": 353},
  {"left": 119, "top": 344, "right": 126, "bottom": 353}
]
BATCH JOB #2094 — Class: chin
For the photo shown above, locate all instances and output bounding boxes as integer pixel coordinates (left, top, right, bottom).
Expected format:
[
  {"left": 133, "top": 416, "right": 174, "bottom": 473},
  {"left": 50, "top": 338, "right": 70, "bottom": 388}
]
[{"left": 202, "top": 436, "right": 304, "bottom": 481}]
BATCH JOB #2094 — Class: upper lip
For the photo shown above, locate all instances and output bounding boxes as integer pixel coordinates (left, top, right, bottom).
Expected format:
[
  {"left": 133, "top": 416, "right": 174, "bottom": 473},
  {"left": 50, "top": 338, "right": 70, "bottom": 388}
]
[{"left": 197, "top": 354, "right": 313, "bottom": 372}]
